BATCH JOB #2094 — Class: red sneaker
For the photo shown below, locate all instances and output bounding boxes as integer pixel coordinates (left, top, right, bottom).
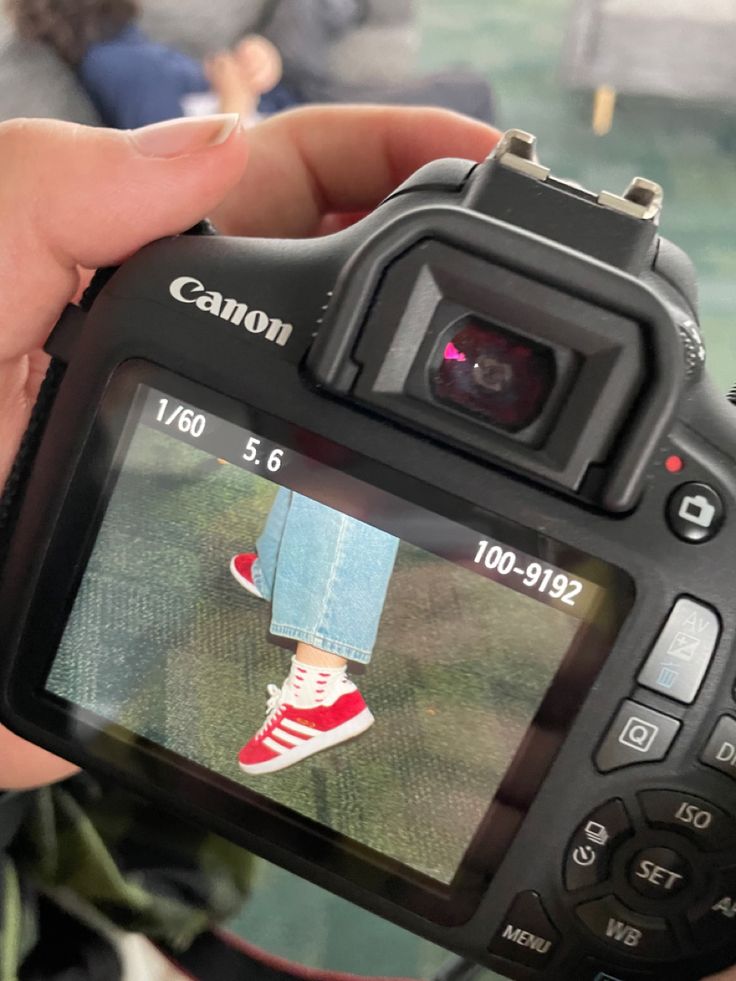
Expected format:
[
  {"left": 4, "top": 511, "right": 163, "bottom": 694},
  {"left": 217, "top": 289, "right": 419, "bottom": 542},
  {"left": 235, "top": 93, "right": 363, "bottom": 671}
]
[
  {"left": 230, "top": 552, "right": 264, "bottom": 599},
  {"left": 238, "top": 677, "right": 374, "bottom": 775}
]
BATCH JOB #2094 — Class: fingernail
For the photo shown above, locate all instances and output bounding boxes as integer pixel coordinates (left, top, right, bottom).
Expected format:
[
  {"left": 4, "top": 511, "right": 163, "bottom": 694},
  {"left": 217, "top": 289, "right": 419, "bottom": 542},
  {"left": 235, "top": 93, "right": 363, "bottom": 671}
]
[{"left": 130, "top": 114, "right": 241, "bottom": 158}]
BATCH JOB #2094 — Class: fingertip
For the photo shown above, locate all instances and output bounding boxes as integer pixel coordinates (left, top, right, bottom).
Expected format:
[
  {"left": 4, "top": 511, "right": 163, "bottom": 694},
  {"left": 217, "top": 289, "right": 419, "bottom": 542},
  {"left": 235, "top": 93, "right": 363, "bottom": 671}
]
[{"left": 128, "top": 113, "right": 245, "bottom": 158}]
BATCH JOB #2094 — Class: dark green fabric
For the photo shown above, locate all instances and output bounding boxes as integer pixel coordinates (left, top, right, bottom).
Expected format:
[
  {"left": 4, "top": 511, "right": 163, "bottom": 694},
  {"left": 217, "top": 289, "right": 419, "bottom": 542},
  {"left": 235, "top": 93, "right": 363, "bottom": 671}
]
[{"left": 0, "top": 776, "right": 253, "bottom": 980}]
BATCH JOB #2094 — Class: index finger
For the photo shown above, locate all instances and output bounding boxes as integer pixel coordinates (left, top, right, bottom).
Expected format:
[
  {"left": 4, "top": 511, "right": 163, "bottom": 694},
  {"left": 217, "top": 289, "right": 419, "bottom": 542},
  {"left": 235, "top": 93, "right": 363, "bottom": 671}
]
[{"left": 212, "top": 104, "right": 500, "bottom": 238}]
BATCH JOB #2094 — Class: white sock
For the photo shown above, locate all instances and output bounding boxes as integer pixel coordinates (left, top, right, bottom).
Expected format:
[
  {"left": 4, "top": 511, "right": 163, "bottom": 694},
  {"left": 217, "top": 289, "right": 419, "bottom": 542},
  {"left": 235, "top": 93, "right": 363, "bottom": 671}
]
[{"left": 283, "top": 657, "right": 349, "bottom": 708}]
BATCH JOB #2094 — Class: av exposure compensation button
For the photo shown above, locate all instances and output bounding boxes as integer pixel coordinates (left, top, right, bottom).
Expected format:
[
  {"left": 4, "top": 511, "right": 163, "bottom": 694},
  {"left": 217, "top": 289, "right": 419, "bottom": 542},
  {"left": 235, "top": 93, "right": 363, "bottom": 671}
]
[
  {"left": 667, "top": 482, "right": 724, "bottom": 543},
  {"left": 637, "top": 597, "right": 720, "bottom": 704},
  {"left": 565, "top": 799, "right": 633, "bottom": 891},
  {"left": 596, "top": 701, "right": 680, "bottom": 773},
  {"left": 488, "top": 891, "right": 559, "bottom": 968}
]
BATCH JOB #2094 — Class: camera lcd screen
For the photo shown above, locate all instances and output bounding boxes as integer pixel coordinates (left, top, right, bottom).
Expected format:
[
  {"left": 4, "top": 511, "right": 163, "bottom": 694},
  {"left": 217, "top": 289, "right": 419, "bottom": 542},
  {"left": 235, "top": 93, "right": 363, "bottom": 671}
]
[{"left": 46, "top": 383, "right": 611, "bottom": 890}]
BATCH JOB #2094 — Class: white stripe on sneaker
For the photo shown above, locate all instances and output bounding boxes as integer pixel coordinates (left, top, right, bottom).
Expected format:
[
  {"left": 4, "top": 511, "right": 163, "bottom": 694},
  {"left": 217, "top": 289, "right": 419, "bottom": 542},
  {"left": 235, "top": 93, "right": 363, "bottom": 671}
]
[
  {"left": 280, "top": 717, "right": 320, "bottom": 737},
  {"left": 263, "top": 736, "right": 287, "bottom": 754},
  {"left": 270, "top": 727, "right": 303, "bottom": 746}
]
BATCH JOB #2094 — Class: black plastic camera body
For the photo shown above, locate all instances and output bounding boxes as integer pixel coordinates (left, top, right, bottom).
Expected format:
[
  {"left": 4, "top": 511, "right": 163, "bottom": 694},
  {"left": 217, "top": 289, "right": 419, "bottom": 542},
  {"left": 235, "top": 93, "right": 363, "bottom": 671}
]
[{"left": 2, "top": 131, "right": 736, "bottom": 981}]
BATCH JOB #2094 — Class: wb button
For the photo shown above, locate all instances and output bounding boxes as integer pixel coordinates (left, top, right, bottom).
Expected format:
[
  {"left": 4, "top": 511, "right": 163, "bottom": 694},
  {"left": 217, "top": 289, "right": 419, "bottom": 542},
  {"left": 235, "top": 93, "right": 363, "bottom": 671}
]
[{"left": 667, "top": 482, "right": 724, "bottom": 543}]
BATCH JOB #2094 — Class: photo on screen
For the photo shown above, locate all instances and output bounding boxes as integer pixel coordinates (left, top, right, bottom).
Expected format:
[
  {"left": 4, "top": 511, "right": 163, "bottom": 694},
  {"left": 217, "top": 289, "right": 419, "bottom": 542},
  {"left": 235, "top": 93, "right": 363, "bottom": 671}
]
[{"left": 47, "top": 397, "right": 585, "bottom": 886}]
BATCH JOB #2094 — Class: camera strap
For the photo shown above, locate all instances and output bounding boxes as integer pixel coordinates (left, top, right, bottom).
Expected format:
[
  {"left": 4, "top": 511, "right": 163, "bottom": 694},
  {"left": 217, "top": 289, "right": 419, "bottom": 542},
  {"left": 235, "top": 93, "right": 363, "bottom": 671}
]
[{"left": 159, "top": 929, "right": 418, "bottom": 981}]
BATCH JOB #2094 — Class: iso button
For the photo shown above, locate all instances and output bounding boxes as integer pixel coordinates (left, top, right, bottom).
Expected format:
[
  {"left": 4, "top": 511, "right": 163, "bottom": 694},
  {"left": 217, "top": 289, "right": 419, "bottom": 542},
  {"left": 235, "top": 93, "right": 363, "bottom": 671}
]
[
  {"left": 667, "top": 483, "right": 724, "bottom": 543},
  {"left": 639, "top": 790, "right": 736, "bottom": 852},
  {"left": 565, "top": 800, "right": 633, "bottom": 891}
]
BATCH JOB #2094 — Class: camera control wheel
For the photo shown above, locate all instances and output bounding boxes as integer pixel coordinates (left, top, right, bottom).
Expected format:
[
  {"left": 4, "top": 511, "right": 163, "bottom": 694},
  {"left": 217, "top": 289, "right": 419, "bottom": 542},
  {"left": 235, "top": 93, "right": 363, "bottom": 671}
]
[{"left": 564, "top": 791, "right": 736, "bottom": 966}]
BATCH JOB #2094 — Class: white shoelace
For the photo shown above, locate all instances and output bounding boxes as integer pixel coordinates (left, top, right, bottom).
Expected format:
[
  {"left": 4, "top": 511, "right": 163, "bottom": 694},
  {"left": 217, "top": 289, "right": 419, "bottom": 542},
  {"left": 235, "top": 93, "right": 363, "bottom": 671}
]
[
  {"left": 257, "top": 673, "right": 356, "bottom": 735},
  {"left": 256, "top": 682, "right": 289, "bottom": 737}
]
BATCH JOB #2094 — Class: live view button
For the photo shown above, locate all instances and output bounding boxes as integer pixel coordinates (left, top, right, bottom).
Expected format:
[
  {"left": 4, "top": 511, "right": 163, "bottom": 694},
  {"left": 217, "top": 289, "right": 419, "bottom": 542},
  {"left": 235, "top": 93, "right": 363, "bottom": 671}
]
[{"left": 701, "top": 716, "right": 736, "bottom": 781}]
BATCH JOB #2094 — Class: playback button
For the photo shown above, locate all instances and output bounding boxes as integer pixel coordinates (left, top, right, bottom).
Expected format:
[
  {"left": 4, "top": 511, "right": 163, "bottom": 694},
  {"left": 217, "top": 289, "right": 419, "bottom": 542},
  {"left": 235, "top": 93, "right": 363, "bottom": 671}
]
[{"left": 565, "top": 799, "right": 633, "bottom": 891}]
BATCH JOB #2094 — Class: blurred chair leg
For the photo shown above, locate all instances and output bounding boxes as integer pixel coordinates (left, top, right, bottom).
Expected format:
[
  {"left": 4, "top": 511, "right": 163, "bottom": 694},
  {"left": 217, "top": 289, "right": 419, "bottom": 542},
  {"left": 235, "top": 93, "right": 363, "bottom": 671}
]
[{"left": 592, "top": 84, "right": 616, "bottom": 135}]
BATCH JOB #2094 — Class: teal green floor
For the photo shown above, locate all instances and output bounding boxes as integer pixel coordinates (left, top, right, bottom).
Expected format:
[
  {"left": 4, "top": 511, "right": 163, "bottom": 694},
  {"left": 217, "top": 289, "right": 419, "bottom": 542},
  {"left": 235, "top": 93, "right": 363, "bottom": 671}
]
[{"left": 231, "top": 1, "right": 736, "bottom": 976}]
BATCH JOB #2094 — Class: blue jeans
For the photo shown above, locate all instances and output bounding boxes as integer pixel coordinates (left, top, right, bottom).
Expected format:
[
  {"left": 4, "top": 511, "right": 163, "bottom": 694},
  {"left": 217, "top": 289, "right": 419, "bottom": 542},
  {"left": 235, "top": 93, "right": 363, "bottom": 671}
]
[{"left": 251, "top": 488, "right": 400, "bottom": 664}]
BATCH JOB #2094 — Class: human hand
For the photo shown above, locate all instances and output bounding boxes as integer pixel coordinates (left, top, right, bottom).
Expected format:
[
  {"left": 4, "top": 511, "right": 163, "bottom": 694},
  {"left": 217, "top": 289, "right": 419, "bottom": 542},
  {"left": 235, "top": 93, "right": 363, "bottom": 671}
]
[
  {"left": 0, "top": 105, "right": 498, "bottom": 788},
  {"left": 233, "top": 35, "right": 283, "bottom": 98},
  {"left": 206, "top": 52, "right": 253, "bottom": 117},
  {"left": 211, "top": 103, "right": 500, "bottom": 238},
  {"left": 0, "top": 112, "right": 249, "bottom": 789}
]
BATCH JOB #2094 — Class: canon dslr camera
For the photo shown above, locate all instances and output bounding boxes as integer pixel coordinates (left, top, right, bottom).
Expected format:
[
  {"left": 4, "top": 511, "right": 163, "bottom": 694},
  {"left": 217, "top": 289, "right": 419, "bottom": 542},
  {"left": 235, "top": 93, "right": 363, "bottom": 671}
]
[{"left": 1, "top": 130, "right": 735, "bottom": 981}]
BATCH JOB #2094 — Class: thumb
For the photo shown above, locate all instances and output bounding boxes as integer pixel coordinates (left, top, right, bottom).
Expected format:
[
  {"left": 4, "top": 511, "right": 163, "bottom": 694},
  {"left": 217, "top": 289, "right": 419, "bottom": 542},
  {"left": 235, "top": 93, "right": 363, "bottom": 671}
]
[{"left": 0, "top": 114, "right": 249, "bottom": 363}]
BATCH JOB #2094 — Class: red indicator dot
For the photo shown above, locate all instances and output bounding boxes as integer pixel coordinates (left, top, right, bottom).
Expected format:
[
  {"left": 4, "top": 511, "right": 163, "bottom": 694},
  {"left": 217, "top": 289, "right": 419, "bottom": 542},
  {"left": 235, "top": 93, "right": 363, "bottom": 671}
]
[{"left": 665, "top": 454, "right": 684, "bottom": 474}]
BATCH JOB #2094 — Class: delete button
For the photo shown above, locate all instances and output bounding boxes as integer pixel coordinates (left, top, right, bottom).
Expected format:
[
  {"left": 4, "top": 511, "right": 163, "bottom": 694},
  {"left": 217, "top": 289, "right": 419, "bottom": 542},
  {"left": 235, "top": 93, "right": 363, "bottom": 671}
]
[{"left": 701, "top": 717, "right": 736, "bottom": 781}]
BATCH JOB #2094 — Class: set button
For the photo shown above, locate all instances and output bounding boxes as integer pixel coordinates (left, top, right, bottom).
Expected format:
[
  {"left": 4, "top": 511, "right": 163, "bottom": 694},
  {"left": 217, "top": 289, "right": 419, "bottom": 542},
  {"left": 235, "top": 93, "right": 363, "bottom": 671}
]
[
  {"left": 627, "top": 846, "right": 691, "bottom": 900},
  {"left": 565, "top": 799, "right": 633, "bottom": 891}
]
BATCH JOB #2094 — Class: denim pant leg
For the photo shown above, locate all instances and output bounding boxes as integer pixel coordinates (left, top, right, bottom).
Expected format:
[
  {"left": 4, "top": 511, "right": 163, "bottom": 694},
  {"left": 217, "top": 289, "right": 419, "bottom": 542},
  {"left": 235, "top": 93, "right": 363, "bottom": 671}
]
[
  {"left": 269, "top": 494, "right": 400, "bottom": 664},
  {"left": 252, "top": 486, "right": 293, "bottom": 601}
]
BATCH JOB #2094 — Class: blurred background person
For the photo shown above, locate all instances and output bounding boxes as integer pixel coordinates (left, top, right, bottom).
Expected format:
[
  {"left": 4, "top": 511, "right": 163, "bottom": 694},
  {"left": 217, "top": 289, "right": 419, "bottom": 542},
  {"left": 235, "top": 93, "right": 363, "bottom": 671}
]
[
  {"left": 2, "top": 0, "right": 495, "bottom": 127},
  {"left": 256, "top": 0, "right": 495, "bottom": 123},
  {"left": 4, "top": 0, "right": 291, "bottom": 127}
]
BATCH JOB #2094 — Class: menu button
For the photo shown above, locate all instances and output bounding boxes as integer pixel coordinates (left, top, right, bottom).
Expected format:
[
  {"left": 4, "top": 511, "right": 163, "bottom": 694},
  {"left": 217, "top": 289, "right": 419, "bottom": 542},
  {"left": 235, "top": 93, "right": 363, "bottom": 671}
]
[{"left": 489, "top": 891, "right": 559, "bottom": 968}]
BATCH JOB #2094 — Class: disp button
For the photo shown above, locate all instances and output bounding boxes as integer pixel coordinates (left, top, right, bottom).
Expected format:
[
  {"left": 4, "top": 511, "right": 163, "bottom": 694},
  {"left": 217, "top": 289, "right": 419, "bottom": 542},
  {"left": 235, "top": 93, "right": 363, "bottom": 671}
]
[{"left": 701, "top": 716, "right": 736, "bottom": 782}]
